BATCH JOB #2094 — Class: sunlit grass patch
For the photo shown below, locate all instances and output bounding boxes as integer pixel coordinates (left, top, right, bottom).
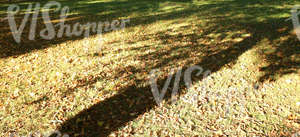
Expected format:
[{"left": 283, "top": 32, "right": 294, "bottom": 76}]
[{"left": 0, "top": 0, "right": 299, "bottom": 136}]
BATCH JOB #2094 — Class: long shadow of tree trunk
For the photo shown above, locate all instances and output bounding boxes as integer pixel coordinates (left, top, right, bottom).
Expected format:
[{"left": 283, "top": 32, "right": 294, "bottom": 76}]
[
  {"left": 38, "top": 0, "right": 299, "bottom": 136},
  {"left": 54, "top": 21, "right": 298, "bottom": 137}
]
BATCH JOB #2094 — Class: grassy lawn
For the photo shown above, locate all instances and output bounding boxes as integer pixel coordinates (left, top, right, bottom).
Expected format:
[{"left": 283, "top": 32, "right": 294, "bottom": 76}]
[{"left": 0, "top": 0, "right": 299, "bottom": 136}]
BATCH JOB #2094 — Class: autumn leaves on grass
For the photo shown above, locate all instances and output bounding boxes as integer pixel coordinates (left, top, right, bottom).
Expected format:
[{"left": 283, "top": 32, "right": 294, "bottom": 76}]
[{"left": 7, "top": 1, "right": 130, "bottom": 43}]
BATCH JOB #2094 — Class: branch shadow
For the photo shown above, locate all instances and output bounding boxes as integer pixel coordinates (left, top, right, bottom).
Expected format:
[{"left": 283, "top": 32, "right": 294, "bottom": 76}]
[
  {"left": 47, "top": 0, "right": 300, "bottom": 136},
  {"left": 0, "top": 0, "right": 162, "bottom": 58}
]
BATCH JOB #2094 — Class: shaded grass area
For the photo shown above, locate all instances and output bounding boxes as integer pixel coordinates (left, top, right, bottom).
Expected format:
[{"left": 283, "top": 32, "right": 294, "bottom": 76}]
[
  {"left": 54, "top": 1, "right": 300, "bottom": 135},
  {"left": 0, "top": 0, "right": 161, "bottom": 57},
  {"left": 0, "top": 0, "right": 299, "bottom": 136}
]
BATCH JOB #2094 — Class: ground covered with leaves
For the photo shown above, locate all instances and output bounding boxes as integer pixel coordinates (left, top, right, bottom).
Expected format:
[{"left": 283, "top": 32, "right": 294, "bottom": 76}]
[{"left": 0, "top": 0, "right": 299, "bottom": 136}]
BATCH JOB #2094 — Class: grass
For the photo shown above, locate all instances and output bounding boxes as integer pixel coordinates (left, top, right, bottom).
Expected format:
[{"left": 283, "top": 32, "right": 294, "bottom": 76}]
[{"left": 0, "top": 0, "right": 299, "bottom": 136}]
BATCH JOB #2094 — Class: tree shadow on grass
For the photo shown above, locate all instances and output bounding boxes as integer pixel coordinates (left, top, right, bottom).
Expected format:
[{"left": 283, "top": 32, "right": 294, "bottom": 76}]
[
  {"left": 48, "top": 0, "right": 300, "bottom": 136},
  {"left": 258, "top": 31, "right": 300, "bottom": 82},
  {"left": 0, "top": 0, "right": 202, "bottom": 58},
  {"left": 0, "top": 0, "right": 162, "bottom": 58}
]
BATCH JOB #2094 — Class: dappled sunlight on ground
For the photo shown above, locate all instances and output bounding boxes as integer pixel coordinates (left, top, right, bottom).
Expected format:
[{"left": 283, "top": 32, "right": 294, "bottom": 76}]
[{"left": 0, "top": 0, "right": 299, "bottom": 136}]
